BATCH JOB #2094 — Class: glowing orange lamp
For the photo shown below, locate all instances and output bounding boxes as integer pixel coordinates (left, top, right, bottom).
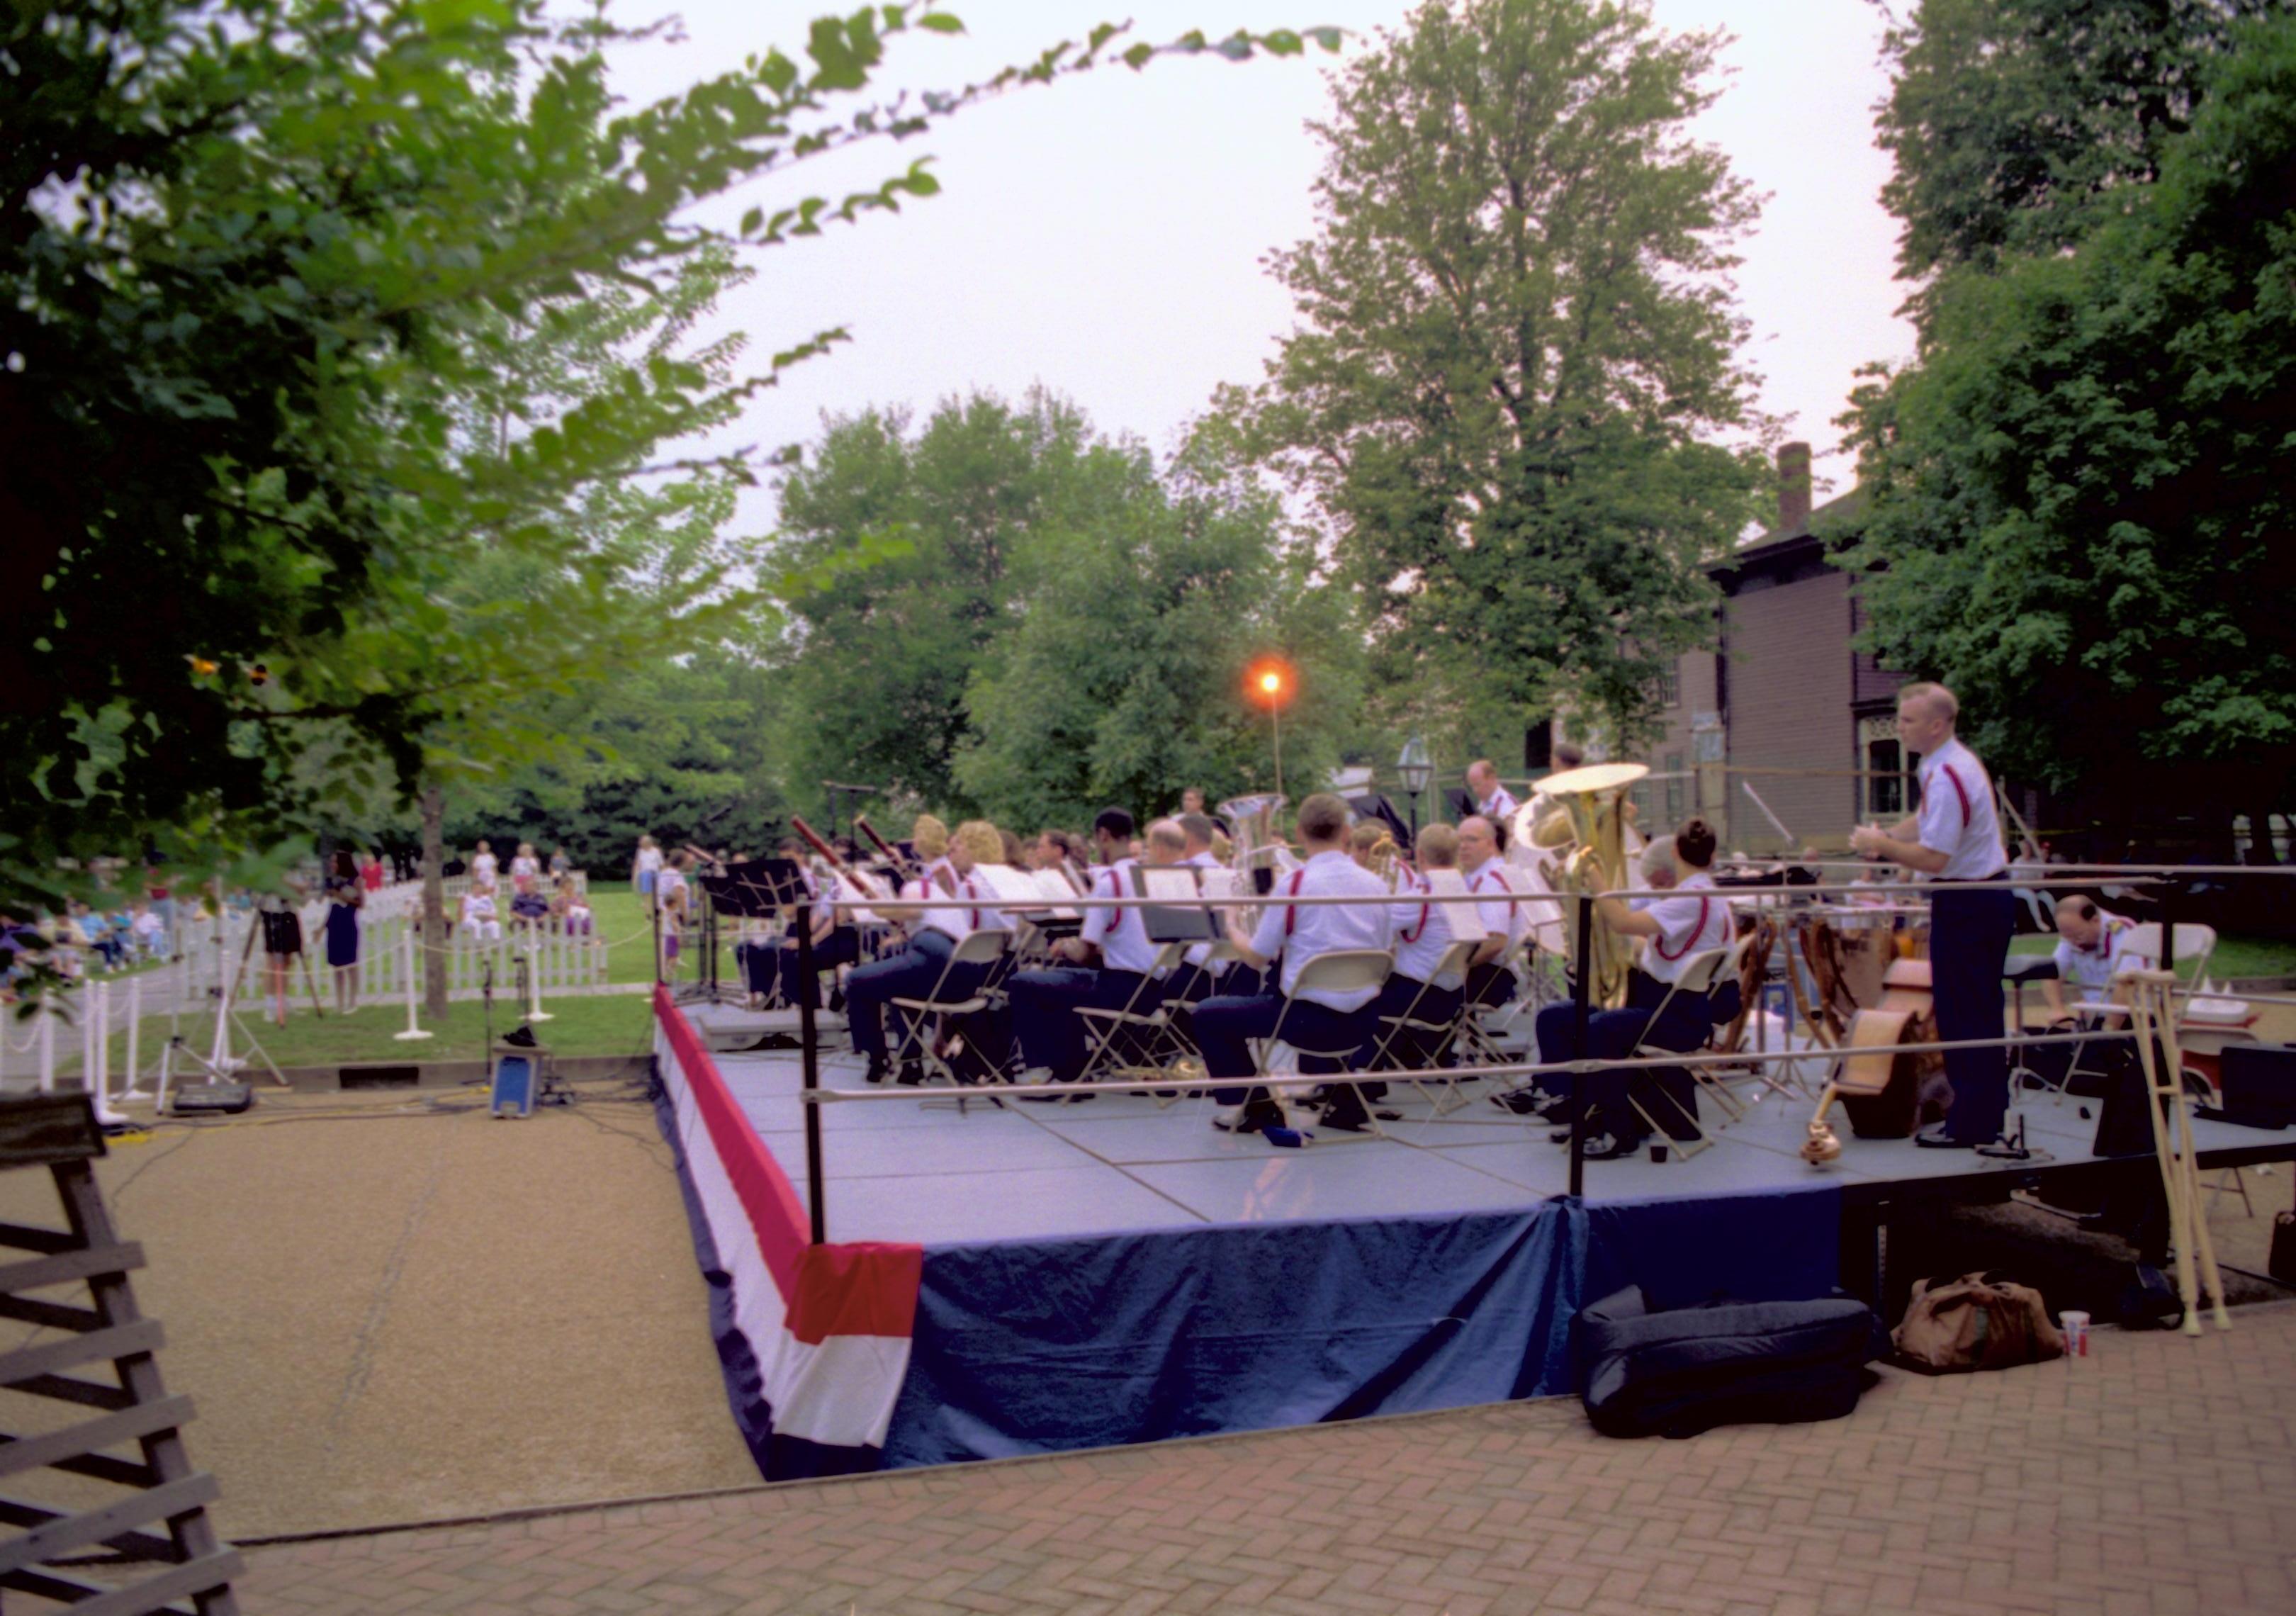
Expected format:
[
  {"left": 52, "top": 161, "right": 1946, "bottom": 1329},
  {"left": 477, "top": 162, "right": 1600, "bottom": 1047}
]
[{"left": 1245, "top": 658, "right": 1296, "bottom": 796}]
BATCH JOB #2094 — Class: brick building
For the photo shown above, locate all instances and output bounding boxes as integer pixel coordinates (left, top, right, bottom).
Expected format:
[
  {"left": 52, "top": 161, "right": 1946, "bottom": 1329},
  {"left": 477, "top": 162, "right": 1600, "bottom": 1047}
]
[{"left": 1546, "top": 443, "right": 1912, "bottom": 854}]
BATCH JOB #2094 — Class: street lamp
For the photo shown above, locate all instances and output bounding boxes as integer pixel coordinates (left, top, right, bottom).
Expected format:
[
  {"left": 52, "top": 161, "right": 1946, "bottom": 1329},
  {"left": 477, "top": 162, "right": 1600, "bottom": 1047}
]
[
  {"left": 1247, "top": 660, "right": 1294, "bottom": 798},
  {"left": 1397, "top": 736, "right": 1432, "bottom": 838}
]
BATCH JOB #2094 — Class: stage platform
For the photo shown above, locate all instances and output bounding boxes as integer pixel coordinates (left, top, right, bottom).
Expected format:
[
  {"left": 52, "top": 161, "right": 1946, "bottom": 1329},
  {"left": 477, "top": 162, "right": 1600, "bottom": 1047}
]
[{"left": 653, "top": 991, "right": 2296, "bottom": 1481}]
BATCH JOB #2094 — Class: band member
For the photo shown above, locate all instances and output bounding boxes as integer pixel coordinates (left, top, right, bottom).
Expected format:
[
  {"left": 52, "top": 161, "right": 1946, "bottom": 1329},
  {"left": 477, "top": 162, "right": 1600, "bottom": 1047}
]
[
  {"left": 1348, "top": 820, "right": 1388, "bottom": 872},
  {"left": 1466, "top": 759, "right": 1519, "bottom": 824},
  {"left": 2042, "top": 897, "right": 2140, "bottom": 1021},
  {"left": 1179, "top": 787, "right": 1208, "bottom": 817},
  {"left": 1193, "top": 794, "right": 1393, "bottom": 1136},
  {"left": 1354, "top": 824, "right": 1473, "bottom": 1075},
  {"left": 1008, "top": 810, "right": 1176, "bottom": 1090},
  {"left": 1852, "top": 682, "right": 2015, "bottom": 1150},
  {"left": 1171, "top": 812, "right": 1237, "bottom": 999},
  {"left": 1522, "top": 817, "right": 1736, "bottom": 1156},
  {"left": 1456, "top": 815, "right": 1521, "bottom": 1007},
  {"left": 843, "top": 816, "right": 994, "bottom": 1084}
]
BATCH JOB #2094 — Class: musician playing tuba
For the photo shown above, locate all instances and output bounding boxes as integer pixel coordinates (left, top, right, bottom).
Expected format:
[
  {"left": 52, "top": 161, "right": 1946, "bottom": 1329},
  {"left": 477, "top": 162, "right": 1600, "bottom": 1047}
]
[{"left": 1510, "top": 818, "right": 1737, "bottom": 1160}]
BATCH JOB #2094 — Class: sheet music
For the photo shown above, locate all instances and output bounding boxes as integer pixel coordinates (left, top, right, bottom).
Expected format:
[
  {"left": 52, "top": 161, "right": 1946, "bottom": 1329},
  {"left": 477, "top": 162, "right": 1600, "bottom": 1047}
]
[
  {"left": 1140, "top": 866, "right": 1199, "bottom": 902},
  {"left": 1030, "top": 868, "right": 1081, "bottom": 919}
]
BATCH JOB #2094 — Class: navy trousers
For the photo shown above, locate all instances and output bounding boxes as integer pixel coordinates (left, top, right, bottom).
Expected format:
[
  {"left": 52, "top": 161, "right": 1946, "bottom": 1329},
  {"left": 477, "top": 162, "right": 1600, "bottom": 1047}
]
[
  {"left": 1195, "top": 992, "right": 1378, "bottom": 1106},
  {"left": 1465, "top": 959, "right": 1518, "bottom": 1009},
  {"left": 844, "top": 928, "right": 957, "bottom": 1062},
  {"left": 1534, "top": 973, "right": 1738, "bottom": 1145},
  {"left": 1009, "top": 967, "right": 1159, "bottom": 1082},
  {"left": 1930, "top": 880, "right": 2017, "bottom": 1142},
  {"left": 1354, "top": 975, "right": 1463, "bottom": 1072},
  {"left": 767, "top": 926, "right": 859, "bottom": 1007}
]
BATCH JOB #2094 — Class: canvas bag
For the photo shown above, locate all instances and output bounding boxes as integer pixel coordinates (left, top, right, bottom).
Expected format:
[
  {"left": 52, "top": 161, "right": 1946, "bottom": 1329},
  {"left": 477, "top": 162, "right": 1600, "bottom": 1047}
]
[{"left": 1893, "top": 1272, "right": 2064, "bottom": 1373}]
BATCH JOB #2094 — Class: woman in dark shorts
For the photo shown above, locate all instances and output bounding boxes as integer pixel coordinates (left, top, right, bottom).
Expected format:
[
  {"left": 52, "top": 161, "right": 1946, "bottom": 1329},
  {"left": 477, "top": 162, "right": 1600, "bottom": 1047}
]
[{"left": 259, "top": 895, "right": 304, "bottom": 1026}]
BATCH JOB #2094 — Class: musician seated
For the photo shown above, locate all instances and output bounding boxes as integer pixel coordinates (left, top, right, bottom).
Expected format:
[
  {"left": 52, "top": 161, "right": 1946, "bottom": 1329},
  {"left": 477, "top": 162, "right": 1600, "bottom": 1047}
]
[
  {"left": 1465, "top": 758, "right": 1519, "bottom": 824},
  {"left": 770, "top": 858, "right": 869, "bottom": 1014},
  {"left": 843, "top": 817, "right": 1006, "bottom": 1085},
  {"left": 1169, "top": 812, "right": 1237, "bottom": 1002},
  {"left": 1194, "top": 794, "right": 1395, "bottom": 1136},
  {"left": 1456, "top": 816, "right": 1522, "bottom": 1007},
  {"left": 1353, "top": 824, "right": 1474, "bottom": 1077},
  {"left": 1008, "top": 809, "right": 1176, "bottom": 1093},
  {"left": 1349, "top": 820, "right": 1388, "bottom": 873},
  {"left": 2043, "top": 897, "right": 2140, "bottom": 1022},
  {"left": 1521, "top": 817, "right": 1738, "bottom": 1159}
]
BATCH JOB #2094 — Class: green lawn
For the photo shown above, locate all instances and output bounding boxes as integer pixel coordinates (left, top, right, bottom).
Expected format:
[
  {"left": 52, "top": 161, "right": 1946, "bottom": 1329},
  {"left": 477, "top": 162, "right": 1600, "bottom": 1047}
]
[{"left": 2008, "top": 931, "right": 2296, "bottom": 980}]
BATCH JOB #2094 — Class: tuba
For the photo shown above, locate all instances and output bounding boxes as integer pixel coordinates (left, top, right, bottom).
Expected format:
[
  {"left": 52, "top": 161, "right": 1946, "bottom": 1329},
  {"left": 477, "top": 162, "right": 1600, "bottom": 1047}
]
[
  {"left": 1516, "top": 762, "right": 1648, "bottom": 1009},
  {"left": 1217, "top": 793, "right": 1290, "bottom": 875}
]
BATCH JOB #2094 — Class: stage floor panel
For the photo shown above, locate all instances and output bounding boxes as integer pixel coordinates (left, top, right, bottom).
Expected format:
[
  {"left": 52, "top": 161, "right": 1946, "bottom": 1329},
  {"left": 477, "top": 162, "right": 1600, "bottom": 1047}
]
[{"left": 703, "top": 1040, "right": 2296, "bottom": 1246}]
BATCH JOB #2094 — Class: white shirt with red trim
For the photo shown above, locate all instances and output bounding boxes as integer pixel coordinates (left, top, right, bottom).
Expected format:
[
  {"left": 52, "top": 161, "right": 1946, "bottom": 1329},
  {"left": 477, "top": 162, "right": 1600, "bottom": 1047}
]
[
  {"left": 914, "top": 857, "right": 1006, "bottom": 940},
  {"left": 1081, "top": 858, "right": 1160, "bottom": 975},
  {"left": 1641, "top": 871, "right": 1731, "bottom": 984},
  {"left": 1464, "top": 856, "right": 1526, "bottom": 944},
  {"left": 2052, "top": 909, "right": 2139, "bottom": 994},
  {"left": 1915, "top": 736, "right": 2008, "bottom": 881},
  {"left": 1477, "top": 784, "right": 1521, "bottom": 823},
  {"left": 1247, "top": 850, "right": 1392, "bottom": 1010},
  {"left": 1389, "top": 870, "right": 1468, "bottom": 989}
]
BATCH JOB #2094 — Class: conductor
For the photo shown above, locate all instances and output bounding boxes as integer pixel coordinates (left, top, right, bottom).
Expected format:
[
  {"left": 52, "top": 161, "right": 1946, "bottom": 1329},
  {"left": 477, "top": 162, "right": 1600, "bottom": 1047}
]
[{"left": 1850, "top": 683, "right": 2016, "bottom": 1150}]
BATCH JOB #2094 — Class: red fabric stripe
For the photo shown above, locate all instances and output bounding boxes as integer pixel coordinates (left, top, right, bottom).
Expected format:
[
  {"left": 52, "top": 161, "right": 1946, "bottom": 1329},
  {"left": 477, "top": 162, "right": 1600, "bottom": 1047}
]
[
  {"left": 653, "top": 987, "right": 921, "bottom": 1337},
  {"left": 789, "top": 1242, "right": 923, "bottom": 1346},
  {"left": 1942, "top": 764, "right": 1972, "bottom": 829},
  {"left": 1655, "top": 896, "right": 1711, "bottom": 962},
  {"left": 1283, "top": 868, "right": 1306, "bottom": 938}
]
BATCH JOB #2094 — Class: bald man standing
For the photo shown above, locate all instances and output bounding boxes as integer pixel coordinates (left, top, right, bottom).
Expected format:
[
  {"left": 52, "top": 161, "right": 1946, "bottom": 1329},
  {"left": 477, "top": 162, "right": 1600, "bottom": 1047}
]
[{"left": 1852, "top": 683, "right": 2015, "bottom": 1150}]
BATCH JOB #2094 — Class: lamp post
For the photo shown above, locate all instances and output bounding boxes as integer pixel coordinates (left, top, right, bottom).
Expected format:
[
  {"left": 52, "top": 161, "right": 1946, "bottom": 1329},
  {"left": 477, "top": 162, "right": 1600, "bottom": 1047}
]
[
  {"left": 1397, "top": 735, "right": 1432, "bottom": 839},
  {"left": 1248, "top": 661, "right": 1294, "bottom": 799}
]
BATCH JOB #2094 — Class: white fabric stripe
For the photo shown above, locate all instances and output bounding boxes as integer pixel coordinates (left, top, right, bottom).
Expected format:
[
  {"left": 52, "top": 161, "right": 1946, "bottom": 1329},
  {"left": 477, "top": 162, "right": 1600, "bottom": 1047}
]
[{"left": 654, "top": 1024, "right": 914, "bottom": 1452}]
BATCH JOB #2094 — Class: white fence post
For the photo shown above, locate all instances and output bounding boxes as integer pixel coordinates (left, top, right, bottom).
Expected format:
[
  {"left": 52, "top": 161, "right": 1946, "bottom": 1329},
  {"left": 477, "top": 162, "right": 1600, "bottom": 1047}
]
[{"left": 393, "top": 926, "right": 432, "bottom": 1042}]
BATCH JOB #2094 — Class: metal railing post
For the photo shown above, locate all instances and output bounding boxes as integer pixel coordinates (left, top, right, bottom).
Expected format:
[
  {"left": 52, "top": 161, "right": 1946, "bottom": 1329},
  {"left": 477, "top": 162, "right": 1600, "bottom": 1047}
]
[
  {"left": 1569, "top": 892, "right": 1592, "bottom": 1200},
  {"left": 797, "top": 902, "right": 826, "bottom": 1245}
]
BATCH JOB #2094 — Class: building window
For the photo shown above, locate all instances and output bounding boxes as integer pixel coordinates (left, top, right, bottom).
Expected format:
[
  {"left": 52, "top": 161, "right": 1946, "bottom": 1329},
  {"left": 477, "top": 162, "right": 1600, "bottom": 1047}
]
[
  {"left": 1652, "top": 660, "right": 1681, "bottom": 710},
  {"left": 1664, "top": 753, "right": 1684, "bottom": 826},
  {"left": 1858, "top": 716, "right": 1918, "bottom": 819}
]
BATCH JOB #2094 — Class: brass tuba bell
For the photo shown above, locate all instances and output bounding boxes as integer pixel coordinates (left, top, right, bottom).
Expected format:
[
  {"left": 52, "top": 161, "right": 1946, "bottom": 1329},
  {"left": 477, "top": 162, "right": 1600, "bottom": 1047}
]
[{"left": 1524, "top": 761, "right": 1648, "bottom": 1011}]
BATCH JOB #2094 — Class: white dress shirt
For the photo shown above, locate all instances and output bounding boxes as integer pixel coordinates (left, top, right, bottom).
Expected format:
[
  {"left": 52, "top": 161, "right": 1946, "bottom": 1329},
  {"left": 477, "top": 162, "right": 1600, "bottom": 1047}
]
[
  {"left": 2054, "top": 909, "right": 2139, "bottom": 995},
  {"left": 1464, "top": 856, "right": 1526, "bottom": 945},
  {"left": 1478, "top": 784, "right": 1521, "bottom": 824},
  {"left": 1083, "top": 858, "right": 1161, "bottom": 975},
  {"left": 1916, "top": 736, "right": 2008, "bottom": 881},
  {"left": 1248, "top": 850, "right": 1393, "bottom": 1010},
  {"left": 1389, "top": 870, "right": 1470, "bottom": 989},
  {"left": 1640, "top": 871, "right": 1732, "bottom": 984}
]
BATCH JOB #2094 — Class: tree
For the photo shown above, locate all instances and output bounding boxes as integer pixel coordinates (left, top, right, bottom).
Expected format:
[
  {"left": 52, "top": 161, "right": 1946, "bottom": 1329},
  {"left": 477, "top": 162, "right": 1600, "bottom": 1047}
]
[
  {"left": 1221, "top": 0, "right": 1769, "bottom": 753},
  {"left": 953, "top": 431, "right": 1365, "bottom": 826},
  {"left": 1874, "top": 0, "right": 2285, "bottom": 313},
  {"left": 767, "top": 391, "right": 1114, "bottom": 816},
  {"left": 1842, "top": 10, "right": 2296, "bottom": 846},
  {"left": 1, "top": 0, "right": 1338, "bottom": 914}
]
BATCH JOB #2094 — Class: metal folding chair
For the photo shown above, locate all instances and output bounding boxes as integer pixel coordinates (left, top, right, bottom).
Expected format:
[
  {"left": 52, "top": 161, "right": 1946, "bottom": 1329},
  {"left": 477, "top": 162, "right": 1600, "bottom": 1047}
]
[
  {"left": 1074, "top": 943, "right": 1188, "bottom": 1084},
  {"left": 1366, "top": 941, "right": 1483, "bottom": 1116},
  {"left": 889, "top": 928, "right": 1011, "bottom": 1087},
  {"left": 1626, "top": 941, "right": 1743, "bottom": 1159},
  {"left": 1256, "top": 949, "right": 1392, "bottom": 1140}
]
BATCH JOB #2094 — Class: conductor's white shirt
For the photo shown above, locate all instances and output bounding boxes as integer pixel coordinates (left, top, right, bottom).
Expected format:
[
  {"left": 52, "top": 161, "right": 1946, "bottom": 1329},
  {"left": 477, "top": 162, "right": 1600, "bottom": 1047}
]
[
  {"left": 1249, "top": 850, "right": 1392, "bottom": 1011},
  {"left": 1477, "top": 785, "right": 1521, "bottom": 823},
  {"left": 1915, "top": 736, "right": 2008, "bottom": 881}
]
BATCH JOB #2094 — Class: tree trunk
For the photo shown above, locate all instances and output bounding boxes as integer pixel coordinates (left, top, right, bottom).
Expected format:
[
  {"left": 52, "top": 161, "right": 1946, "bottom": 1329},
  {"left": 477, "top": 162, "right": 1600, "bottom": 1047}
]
[
  {"left": 421, "top": 782, "right": 449, "bottom": 1018},
  {"left": 2245, "top": 802, "right": 2282, "bottom": 865}
]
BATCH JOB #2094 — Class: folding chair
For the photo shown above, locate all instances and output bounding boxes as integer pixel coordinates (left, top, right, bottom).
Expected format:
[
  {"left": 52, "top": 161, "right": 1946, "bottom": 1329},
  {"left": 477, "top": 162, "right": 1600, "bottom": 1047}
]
[
  {"left": 1254, "top": 950, "right": 1392, "bottom": 1142},
  {"left": 1626, "top": 941, "right": 1745, "bottom": 1159},
  {"left": 2053, "top": 922, "right": 2219, "bottom": 1097},
  {"left": 889, "top": 929, "right": 1011, "bottom": 1089},
  {"left": 1366, "top": 941, "right": 1483, "bottom": 1116},
  {"left": 1074, "top": 943, "right": 1188, "bottom": 1086},
  {"left": 1453, "top": 936, "right": 1531, "bottom": 1070}
]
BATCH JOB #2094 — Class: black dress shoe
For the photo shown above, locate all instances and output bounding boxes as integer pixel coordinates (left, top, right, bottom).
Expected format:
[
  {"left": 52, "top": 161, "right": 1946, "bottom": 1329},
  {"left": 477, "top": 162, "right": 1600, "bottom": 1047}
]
[
  {"left": 1915, "top": 1123, "right": 1977, "bottom": 1149},
  {"left": 895, "top": 1062, "right": 925, "bottom": 1087},
  {"left": 1576, "top": 1131, "right": 1638, "bottom": 1161},
  {"left": 1318, "top": 1101, "right": 1375, "bottom": 1133},
  {"left": 1494, "top": 1089, "right": 1546, "bottom": 1116},
  {"left": 864, "top": 1057, "right": 889, "bottom": 1085}
]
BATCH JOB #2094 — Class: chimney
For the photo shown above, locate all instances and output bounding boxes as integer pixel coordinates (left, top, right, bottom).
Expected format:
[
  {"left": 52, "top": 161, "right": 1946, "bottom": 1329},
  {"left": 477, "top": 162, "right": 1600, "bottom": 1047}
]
[{"left": 1777, "top": 442, "right": 1812, "bottom": 535}]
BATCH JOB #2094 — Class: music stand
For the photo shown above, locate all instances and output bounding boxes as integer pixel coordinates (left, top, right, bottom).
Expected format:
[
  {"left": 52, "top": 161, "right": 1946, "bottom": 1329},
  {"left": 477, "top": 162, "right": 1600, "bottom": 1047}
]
[
  {"left": 1347, "top": 793, "right": 1412, "bottom": 847},
  {"left": 1444, "top": 787, "right": 1478, "bottom": 823},
  {"left": 694, "top": 858, "right": 801, "bottom": 1005},
  {"left": 1134, "top": 867, "right": 1220, "bottom": 943}
]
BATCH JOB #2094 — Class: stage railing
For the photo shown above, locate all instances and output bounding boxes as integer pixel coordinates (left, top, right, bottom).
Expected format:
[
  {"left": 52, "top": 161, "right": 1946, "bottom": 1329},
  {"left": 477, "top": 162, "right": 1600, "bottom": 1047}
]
[{"left": 775, "top": 865, "right": 2295, "bottom": 1235}]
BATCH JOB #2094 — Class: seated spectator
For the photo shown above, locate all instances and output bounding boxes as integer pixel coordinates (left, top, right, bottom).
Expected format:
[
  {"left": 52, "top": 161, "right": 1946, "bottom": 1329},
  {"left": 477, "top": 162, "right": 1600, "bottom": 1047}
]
[
  {"left": 509, "top": 879, "right": 550, "bottom": 931},
  {"left": 459, "top": 882, "right": 503, "bottom": 943},
  {"left": 130, "top": 902, "right": 166, "bottom": 959}
]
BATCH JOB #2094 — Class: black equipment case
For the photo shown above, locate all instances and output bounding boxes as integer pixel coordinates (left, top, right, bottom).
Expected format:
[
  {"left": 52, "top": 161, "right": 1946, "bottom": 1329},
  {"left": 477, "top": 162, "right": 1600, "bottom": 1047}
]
[{"left": 1574, "top": 1286, "right": 1890, "bottom": 1439}]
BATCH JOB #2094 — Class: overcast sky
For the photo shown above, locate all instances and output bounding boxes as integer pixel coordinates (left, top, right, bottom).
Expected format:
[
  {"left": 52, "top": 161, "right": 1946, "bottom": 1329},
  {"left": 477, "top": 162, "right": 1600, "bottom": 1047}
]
[{"left": 608, "top": 1, "right": 1915, "bottom": 522}]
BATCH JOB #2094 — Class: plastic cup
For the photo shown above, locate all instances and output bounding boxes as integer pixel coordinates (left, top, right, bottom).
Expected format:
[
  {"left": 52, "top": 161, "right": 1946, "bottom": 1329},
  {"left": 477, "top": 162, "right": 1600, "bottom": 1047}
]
[{"left": 2060, "top": 1310, "right": 2091, "bottom": 1359}]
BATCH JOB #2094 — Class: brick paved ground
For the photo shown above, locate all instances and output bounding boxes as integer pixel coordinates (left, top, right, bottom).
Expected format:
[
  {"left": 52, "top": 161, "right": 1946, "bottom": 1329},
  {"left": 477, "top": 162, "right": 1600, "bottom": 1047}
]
[{"left": 242, "top": 1301, "right": 2296, "bottom": 1616}]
